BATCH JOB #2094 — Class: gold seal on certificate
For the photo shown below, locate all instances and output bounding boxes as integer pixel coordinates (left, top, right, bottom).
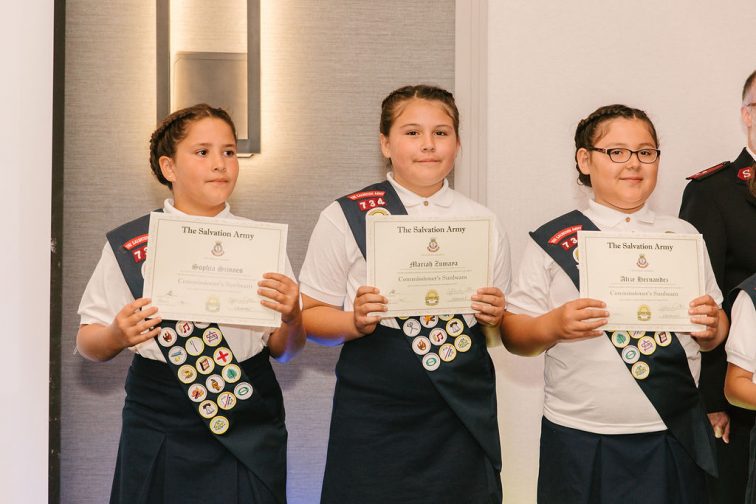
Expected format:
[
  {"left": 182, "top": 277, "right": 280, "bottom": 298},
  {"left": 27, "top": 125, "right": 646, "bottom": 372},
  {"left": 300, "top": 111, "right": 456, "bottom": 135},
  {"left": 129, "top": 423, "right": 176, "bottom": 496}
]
[
  {"left": 366, "top": 215, "right": 493, "bottom": 317},
  {"left": 578, "top": 231, "right": 706, "bottom": 332},
  {"left": 143, "top": 212, "right": 288, "bottom": 327}
]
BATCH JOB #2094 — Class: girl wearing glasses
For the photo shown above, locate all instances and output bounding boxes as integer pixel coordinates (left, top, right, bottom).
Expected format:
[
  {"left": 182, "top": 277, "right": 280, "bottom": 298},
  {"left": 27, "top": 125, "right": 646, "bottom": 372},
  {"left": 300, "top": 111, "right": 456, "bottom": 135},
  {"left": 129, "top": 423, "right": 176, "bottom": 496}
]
[{"left": 501, "top": 104, "right": 728, "bottom": 504}]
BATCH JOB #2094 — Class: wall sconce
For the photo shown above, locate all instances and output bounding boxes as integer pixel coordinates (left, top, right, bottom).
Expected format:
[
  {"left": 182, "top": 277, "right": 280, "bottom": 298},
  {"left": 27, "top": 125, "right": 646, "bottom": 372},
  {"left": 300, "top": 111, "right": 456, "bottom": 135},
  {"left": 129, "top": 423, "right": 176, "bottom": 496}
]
[{"left": 157, "top": 0, "right": 260, "bottom": 155}]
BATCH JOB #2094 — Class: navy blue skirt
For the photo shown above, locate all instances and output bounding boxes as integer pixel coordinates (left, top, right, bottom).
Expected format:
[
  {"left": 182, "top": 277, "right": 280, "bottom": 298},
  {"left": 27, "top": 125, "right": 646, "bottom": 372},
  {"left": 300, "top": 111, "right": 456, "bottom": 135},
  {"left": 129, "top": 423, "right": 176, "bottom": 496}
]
[
  {"left": 321, "top": 325, "right": 501, "bottom": 504},
  {"left": 746, "top": 422, "right": 756, "bottom": 504},
  {"left": 538, "top": 417, "right": 707, "bottom": 504},
  {"left": 110, "top": 352, "right": 285, "bottom": 504}
]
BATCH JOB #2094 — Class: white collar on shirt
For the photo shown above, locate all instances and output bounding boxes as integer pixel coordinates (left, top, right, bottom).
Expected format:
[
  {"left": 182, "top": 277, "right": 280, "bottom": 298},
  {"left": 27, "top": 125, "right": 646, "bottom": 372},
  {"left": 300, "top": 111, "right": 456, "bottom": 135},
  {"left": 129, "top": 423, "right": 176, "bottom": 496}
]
[
  {"left": 582, "top": 199, "right": 656, "bottom": 228},
  {"left": 386, "top": 172, "right": 454, "bottom": 208},
  {"left": 746, "top": 146, "right": 756, "bottom": 162},
  {"left": 163, "top": 198, "right": 233, "bottom": 218}
]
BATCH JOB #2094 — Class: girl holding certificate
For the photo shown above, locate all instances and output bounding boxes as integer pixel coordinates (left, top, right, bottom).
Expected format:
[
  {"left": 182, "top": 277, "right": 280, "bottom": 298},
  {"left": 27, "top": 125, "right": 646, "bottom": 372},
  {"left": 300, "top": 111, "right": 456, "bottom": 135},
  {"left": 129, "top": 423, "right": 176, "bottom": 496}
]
[
  {"left": 76, "top": 104, "right": 304, "bottom": 504},
  {"left": 724, "top": 272, "right": 756, "bottom": 503},
  {"left": 299, "top": 85, "right": 511, "bottom": 503},
  {"left": 501, "top": 104, "right": 728, "bottom": 504},
  {"left": 724, "top": 178, "right": 756, "bottom": 504}
]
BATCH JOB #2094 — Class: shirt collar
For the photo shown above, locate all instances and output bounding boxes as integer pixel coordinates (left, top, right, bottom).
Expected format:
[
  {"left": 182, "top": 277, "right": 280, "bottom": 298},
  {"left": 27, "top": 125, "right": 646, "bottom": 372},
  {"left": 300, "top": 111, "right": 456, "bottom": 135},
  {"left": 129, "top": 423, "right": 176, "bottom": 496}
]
[
  {"left": 163, "top": 198, "right": 232, "bottom": 218},
  {"left": 386, "top": 172, "right": 454, "bottom": 208},
  {"left": 583, "top": 199, "right": 656, "bottom": 227},
  {"left": 747, "top": 146, "right": 756, "bottom": 163}
]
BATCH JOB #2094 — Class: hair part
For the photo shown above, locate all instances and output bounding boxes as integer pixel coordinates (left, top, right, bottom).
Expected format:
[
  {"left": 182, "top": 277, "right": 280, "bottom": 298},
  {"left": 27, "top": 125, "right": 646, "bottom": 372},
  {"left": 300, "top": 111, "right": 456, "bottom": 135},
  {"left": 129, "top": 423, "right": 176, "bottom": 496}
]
[
  {"left": 149, "top": 103, "right": 237, "bottom": 189},
  {"left": 574, "top": 104, "right": 659, "bottom": 187},
  {"left": 380, "top": 84, "right": 460, "bottom": 138},
  {"left": 742, "top": 70, "right": 756, "bottom": 104}
]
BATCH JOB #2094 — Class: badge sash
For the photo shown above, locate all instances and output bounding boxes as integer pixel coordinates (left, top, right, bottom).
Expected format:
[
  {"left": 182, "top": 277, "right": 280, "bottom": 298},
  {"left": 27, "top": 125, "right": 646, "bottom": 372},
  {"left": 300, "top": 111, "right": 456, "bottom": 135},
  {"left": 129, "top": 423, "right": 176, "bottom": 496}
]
[
  {"left": 728, "top": 273, "right": 756, "bottom": 309},
  {"left": 336, "top": 182, "right": 502, "bottom": 471},
  {"left": 530, "top": 210, "right": 717, "bottom": 476},
  {"left": 106, "top": 212, "right": 287, "bottom": 503}
]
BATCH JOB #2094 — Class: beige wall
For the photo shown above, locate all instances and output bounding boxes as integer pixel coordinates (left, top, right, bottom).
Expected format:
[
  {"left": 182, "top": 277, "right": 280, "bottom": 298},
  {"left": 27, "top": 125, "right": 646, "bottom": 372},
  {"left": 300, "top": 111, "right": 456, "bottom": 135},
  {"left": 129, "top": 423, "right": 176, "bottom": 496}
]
[
  {"left": 486, "top": 1, "right": 756, "bottom": 502},
  {"left": 60, "top": 1, "right": 454, "bottom": 502}
]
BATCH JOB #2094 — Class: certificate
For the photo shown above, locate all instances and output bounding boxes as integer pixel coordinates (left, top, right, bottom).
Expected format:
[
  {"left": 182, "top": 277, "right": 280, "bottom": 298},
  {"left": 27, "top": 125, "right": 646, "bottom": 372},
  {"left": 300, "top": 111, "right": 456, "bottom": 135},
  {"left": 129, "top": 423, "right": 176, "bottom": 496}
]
[
  {"left": 578, "top": 231, "right": 705, "bottom": 332},
  {"left": 143, "top": 212, "right": 288, "bottom": 327},
  {"left": 366, "top": 215, "right": 493, "bottom": 317}
]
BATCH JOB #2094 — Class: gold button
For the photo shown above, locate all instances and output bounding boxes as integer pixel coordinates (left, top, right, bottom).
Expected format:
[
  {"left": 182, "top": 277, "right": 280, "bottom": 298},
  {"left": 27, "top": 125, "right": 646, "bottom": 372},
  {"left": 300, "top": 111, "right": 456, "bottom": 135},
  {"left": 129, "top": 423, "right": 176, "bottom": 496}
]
[
  {"left": 625, "top": 217, "right": 631, "bottom": 223},
  {"left": 423, "top": 201, "right": 429, "bottom": 206}
]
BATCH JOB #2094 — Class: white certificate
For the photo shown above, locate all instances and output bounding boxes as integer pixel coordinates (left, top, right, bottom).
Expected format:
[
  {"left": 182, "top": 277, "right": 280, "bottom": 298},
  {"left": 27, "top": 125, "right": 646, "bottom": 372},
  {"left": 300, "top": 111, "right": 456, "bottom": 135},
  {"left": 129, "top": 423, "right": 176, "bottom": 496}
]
[
  {"left": 366, "top": 215, "right": 493, "bottom": 317},
  {"left": 578, "top": 231, "right": 706, "bottom": 332},
  {"left": 143, "top": 212, "right": 288, "bottom": 327}
]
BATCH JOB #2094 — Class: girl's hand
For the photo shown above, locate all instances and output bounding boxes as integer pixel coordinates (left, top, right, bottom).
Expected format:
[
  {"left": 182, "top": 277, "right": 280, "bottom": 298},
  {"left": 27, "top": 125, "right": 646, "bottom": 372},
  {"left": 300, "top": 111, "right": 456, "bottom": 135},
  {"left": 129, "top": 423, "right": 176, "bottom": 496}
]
[
  {"left": 707, "top": 411, "right": 731, "bottom": 444},
  {"left": 258, "top": 273, "right": 301, "bottom": 324},
  {"left": 110, "top": 297, "right": 162, "bottom": 350},
  {"left": 353, "top": 286, "right": 386, "bottom": 336},
  {"left": 552, "top": 298, "right": 608, "bottom": 341},
  {"left": 472, "top": 287, "right": 506, "bottom": 327},
  {"left": 689, "top": 295, "right": 721, "bottom": 342}
]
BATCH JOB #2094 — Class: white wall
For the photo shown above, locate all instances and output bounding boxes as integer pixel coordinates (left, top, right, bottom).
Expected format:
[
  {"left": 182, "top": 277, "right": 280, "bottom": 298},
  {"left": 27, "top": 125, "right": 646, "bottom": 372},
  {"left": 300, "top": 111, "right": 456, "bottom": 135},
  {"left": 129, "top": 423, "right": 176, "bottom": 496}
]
[
  {"left": 485, "top": 1, "right": 756, "bottom": 502},
  {"left": 0, "top": 1, "right": 54, "bottom": 502}
]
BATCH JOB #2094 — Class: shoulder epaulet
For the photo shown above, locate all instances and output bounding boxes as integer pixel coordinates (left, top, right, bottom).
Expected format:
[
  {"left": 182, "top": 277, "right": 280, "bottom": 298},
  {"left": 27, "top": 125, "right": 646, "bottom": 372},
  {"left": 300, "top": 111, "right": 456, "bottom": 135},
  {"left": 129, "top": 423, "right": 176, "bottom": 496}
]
[{"left": 686, "top": 161, "right": 730, "bottom": 181}]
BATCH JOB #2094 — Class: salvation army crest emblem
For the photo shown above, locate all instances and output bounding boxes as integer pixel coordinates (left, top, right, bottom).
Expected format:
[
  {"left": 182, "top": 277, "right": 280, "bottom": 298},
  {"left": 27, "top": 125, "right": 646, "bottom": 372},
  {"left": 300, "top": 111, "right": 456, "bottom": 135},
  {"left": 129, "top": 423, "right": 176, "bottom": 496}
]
[
  {"left": 211, "top": 241, "right": 224, "bottom": 257},
  {"left": 636, "top": 254, "right": 649, "bottom": 269}
]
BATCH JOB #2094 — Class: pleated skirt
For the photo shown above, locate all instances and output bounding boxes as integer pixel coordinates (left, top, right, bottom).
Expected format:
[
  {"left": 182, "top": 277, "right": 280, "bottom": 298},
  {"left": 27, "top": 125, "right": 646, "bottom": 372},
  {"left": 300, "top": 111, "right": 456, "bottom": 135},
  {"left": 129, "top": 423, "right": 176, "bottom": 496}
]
[
  {"left": 537, "top": 417, "right": 707, "bottom": 504},
  {"left": 320, "top": 327, "right": 501, "bottom": 504}
]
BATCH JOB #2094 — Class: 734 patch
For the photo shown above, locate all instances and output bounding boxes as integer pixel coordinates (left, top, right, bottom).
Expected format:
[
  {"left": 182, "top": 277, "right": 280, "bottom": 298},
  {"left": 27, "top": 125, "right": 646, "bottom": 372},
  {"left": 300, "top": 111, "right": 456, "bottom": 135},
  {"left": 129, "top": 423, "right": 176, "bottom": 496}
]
[
  {"left": 548, "top": 225, "right": 582, "bottom": 251},
  {"left": 122, "top": 233, "right": 148, "bottom": 263},
  {"left": 347, "top": 190, "right": 387, "bottom": 212}
]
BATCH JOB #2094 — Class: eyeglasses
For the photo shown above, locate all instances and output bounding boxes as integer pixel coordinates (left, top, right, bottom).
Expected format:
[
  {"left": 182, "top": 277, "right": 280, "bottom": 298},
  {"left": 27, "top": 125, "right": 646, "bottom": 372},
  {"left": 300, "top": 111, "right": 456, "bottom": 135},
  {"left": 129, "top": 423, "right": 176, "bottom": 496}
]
[{"left": 588, "top": 147, "right": 660, "bottom": 164}]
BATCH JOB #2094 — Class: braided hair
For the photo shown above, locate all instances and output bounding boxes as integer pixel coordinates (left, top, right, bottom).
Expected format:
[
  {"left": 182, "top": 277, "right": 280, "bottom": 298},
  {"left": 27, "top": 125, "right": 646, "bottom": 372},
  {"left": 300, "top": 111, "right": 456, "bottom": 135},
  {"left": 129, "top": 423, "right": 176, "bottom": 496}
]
[
  {"left": 380, "top": 84, "right": 459, "bottom": 138},
  {"left": 149, "top": 104, "right": 237, "bottom": 189},
  {"left": 574, "top": 104, "right": 659, "bottom": 187}
]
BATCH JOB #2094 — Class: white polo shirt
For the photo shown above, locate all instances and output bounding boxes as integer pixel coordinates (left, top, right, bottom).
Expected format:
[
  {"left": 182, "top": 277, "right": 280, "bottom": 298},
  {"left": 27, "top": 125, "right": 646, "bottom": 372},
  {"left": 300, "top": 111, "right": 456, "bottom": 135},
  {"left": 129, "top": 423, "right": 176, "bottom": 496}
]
[
  {"left": 725, "top": 290, "right": 756, "bottom": 383},
  {"left": 78, "top": 199, "right": 295, "bottom": 362},
  {"left": 299, "top": 173, "right": 512, "bottom": 328},
  {"left": 507, "top": 200, "right": 723, "bottom": 434}
]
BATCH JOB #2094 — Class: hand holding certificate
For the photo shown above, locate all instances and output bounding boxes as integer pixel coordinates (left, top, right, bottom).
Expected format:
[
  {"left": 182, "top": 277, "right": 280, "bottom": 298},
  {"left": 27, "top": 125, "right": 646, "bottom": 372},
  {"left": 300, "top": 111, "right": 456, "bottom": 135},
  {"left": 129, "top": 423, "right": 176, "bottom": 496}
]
[
  {"left": 366, "top": 215, "right": 494, "bottom": 317},
  {"left": 143, "top": 212, "right": 288, "bottom": 327},
  {"left": 578, "top": 231, "right": 706, "bottom": 332}
]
